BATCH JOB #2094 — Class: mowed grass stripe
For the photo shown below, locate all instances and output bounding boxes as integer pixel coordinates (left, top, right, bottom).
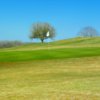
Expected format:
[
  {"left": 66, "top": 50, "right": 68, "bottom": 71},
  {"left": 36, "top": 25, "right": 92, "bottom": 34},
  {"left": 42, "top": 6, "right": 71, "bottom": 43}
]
[{"left": 0, "top": 47, "right": 100, "bottom": 62}]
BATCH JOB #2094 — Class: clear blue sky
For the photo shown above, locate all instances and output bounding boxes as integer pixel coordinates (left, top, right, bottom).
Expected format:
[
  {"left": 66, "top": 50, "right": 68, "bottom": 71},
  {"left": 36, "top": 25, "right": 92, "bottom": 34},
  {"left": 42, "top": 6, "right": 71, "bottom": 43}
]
[{"left": 0, "top": 0, "right": 100, "bottom": 42}]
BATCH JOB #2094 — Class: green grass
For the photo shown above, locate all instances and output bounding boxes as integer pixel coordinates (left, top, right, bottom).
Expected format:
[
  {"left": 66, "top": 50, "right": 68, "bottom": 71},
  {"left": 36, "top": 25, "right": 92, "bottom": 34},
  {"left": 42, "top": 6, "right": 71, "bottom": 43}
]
[{"left": 0, "top": 47, "right": 100, "bottom": 62}]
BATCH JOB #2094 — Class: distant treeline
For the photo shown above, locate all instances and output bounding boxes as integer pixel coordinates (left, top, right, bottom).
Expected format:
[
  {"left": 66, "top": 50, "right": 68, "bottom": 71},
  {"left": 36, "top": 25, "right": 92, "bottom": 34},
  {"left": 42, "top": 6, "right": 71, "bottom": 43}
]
[{"left": 0, "top": 41, "right": 23, "bottom": 48}]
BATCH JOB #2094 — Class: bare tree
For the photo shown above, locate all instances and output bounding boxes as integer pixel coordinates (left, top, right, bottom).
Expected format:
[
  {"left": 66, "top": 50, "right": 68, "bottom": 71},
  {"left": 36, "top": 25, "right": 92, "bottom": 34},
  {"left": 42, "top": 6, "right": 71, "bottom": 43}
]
[
  {"left": 30, "top": 22, "right": 56, "bottom": 43},
  {"left": 0, "top": 41, "right": 22, "bottom": 48},
  {"left": 78, "top": 26, "right": 99, "bottom": 37}
]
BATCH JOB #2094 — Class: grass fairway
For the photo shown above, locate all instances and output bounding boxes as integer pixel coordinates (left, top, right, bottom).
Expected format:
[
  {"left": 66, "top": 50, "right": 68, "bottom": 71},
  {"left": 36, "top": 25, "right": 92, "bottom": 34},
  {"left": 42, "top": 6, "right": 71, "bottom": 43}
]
[
  {"left": 0, "top": 38, "right": 100, "bottom": 100},
  {"left": 0, "top": 47, "right": 100, "bottom": 62}
]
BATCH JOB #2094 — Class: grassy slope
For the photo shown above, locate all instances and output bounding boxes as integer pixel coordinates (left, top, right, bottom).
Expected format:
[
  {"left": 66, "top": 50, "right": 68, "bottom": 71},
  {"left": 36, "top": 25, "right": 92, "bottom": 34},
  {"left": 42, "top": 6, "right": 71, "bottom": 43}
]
[
  {"left": 1, "top": 37, "right": 100, "bottom": 51},
  {"left": 0, "top": 37, "right": 100, "bottom": 99},
  {"left": 0, "top": 37, "right": 100, "bottom": 62}
]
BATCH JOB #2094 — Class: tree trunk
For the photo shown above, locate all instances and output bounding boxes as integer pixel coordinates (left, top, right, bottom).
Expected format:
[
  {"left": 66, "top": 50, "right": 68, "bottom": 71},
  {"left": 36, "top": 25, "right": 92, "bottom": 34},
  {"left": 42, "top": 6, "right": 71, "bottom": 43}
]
[{"left": 41, "top": 39, "right": 44, "bottom": 43}]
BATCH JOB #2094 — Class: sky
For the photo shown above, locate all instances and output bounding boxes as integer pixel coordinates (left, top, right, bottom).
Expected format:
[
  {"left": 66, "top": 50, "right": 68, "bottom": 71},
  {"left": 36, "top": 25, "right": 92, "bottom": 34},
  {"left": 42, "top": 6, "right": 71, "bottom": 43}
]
[{"left": 0, "top": 0, "right": 100, "bottom": 42}]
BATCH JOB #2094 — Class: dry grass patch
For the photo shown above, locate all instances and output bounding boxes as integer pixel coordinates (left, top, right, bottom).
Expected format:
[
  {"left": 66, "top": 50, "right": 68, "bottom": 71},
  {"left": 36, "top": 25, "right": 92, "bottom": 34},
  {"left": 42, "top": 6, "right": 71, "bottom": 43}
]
[{"left": 0, "top": 57, "right": 100, "bottom": 99}]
